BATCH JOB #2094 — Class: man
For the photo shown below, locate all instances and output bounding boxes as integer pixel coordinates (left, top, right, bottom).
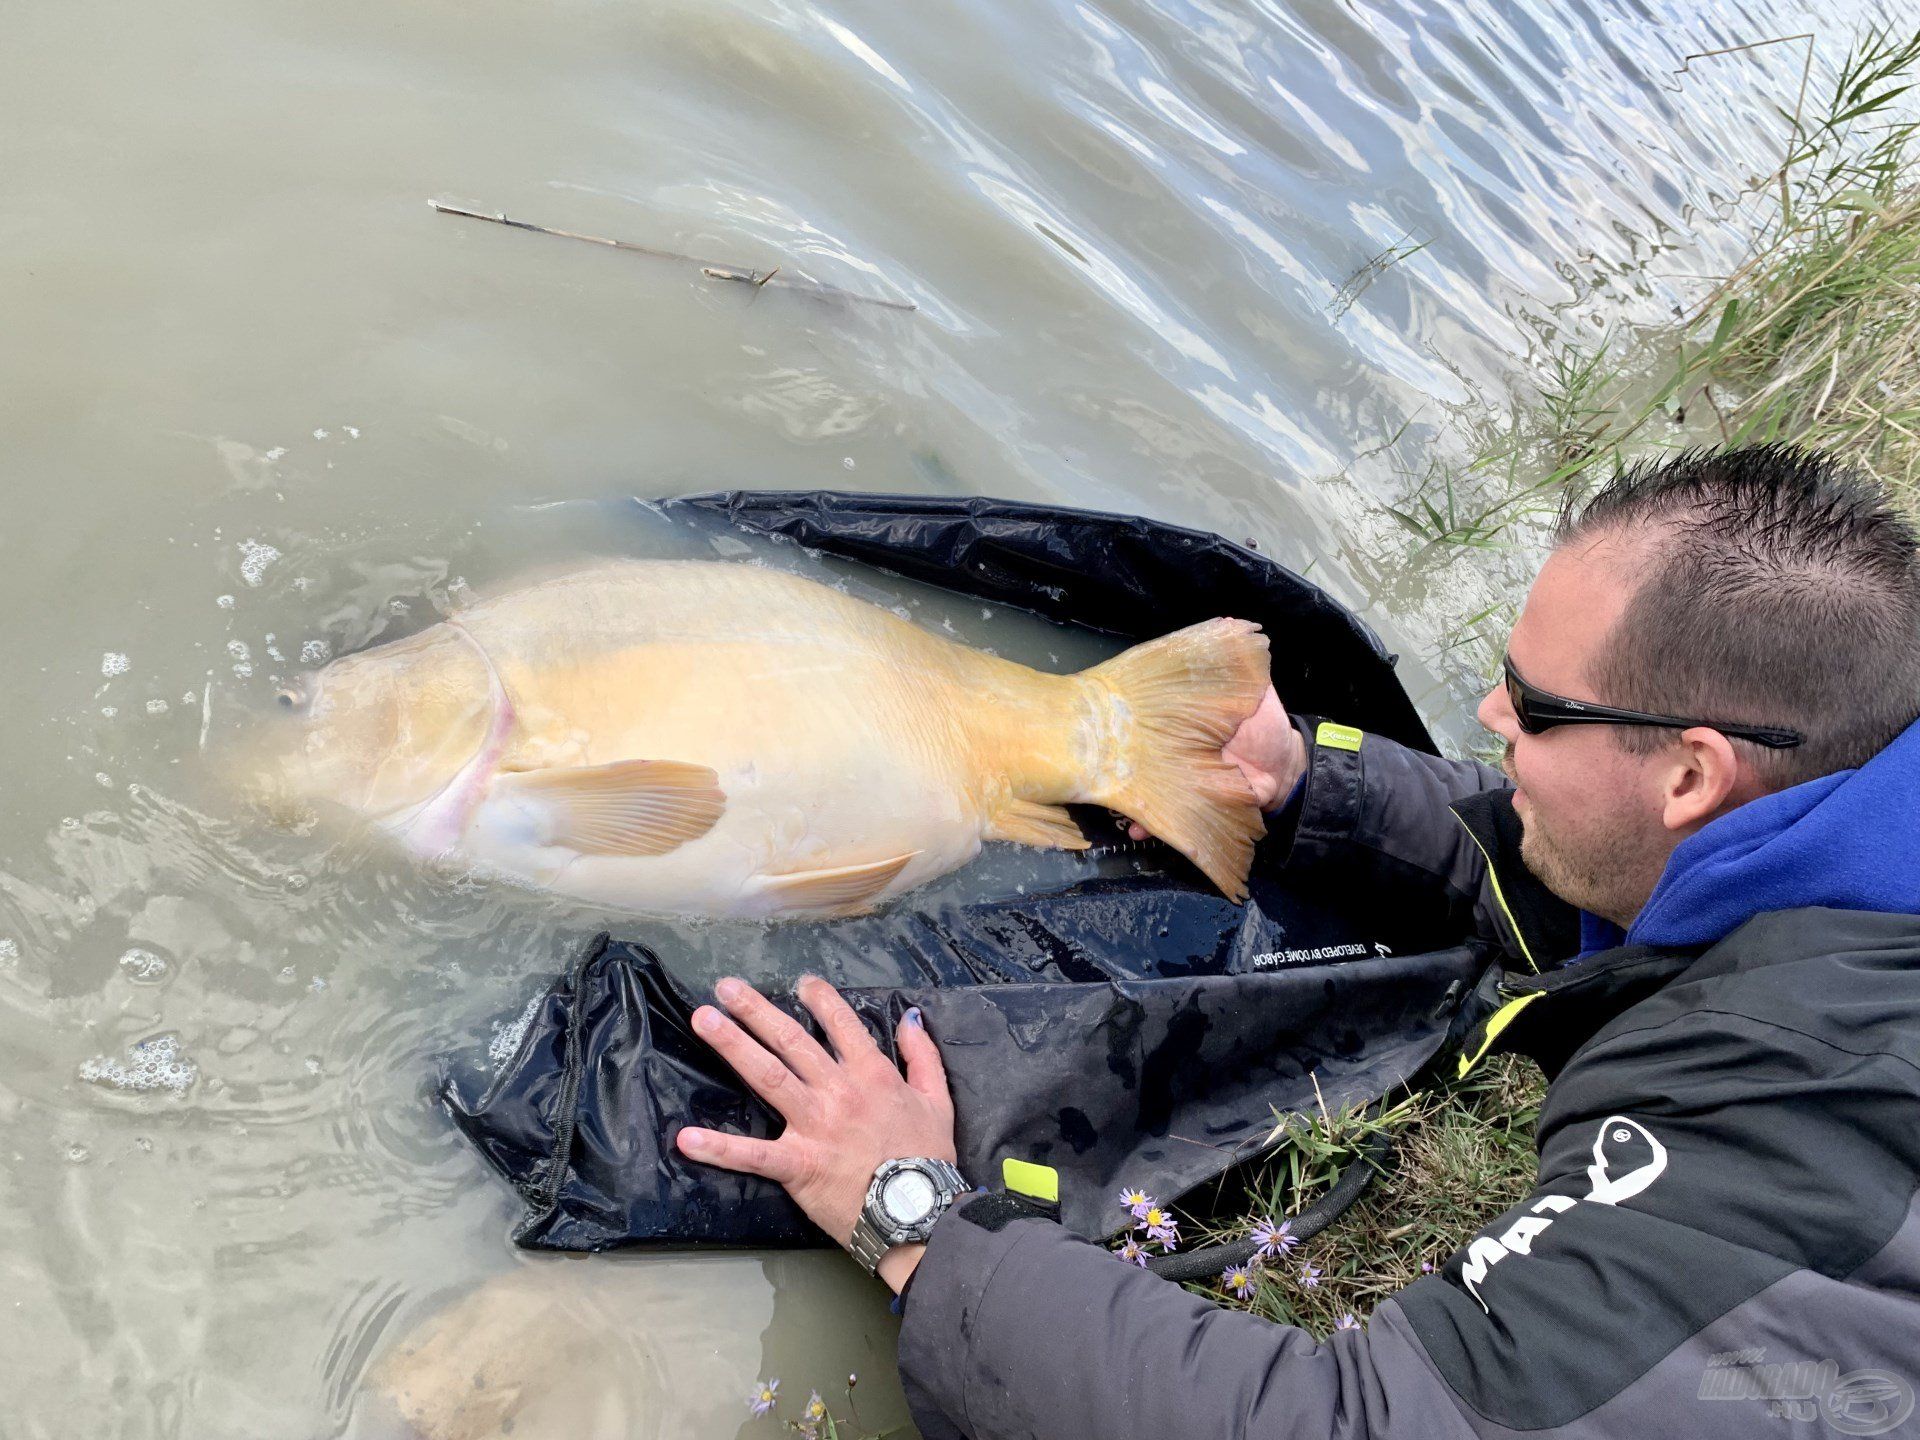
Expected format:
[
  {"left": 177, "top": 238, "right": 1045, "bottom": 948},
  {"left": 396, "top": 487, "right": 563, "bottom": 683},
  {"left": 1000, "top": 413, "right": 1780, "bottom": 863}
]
[{"left": 675, "top": 445, "right": 1920, "bottom": 1438}]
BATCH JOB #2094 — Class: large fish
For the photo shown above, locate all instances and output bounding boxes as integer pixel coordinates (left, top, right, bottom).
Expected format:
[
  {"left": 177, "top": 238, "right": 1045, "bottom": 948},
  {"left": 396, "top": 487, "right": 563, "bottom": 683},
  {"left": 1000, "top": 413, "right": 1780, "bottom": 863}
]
[{"left": 265, "top": 559, "right": 1269, "bottom": 919}]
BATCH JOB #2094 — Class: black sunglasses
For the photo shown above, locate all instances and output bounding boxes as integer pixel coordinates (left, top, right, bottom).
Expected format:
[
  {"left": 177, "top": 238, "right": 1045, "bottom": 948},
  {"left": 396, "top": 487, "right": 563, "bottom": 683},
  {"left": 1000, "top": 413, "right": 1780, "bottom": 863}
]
[{"left": 1502, "top": 657, "right": 1803, "bottom": 749}]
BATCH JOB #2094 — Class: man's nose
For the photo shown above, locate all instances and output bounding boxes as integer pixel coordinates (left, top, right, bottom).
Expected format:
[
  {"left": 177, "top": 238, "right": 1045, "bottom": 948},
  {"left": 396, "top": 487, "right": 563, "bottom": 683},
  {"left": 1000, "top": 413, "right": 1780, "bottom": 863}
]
[{"left": 1477, "top": 680, "right": 1518, "bottom": 741}]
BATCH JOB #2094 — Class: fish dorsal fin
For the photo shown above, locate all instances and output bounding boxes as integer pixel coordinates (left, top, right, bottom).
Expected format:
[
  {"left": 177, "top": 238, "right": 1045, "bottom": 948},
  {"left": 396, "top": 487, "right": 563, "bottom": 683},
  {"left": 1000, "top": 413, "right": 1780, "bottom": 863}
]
[
  {"left": 758, "top": 851, "right": 919, "bottom": 916},
  {"left": 500, "top": 760, "right": 726, "bottom": 857},
  {"left": 985, "top": 798, "right": 1090, "bottom": 851}
]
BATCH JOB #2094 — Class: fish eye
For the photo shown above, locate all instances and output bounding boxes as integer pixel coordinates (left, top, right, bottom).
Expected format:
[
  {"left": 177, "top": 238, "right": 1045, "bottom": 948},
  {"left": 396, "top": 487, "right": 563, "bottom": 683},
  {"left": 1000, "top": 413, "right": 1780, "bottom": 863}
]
[{"left": 276, "top": 688, "right": 301, "bottom": 710}]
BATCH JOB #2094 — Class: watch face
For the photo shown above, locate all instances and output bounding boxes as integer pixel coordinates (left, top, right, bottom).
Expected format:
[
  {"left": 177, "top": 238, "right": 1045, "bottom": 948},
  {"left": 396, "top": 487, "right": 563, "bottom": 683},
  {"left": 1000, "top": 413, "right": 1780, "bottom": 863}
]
[{"left": 879, "top": 1168, "right": 939, "bottom": 1226}]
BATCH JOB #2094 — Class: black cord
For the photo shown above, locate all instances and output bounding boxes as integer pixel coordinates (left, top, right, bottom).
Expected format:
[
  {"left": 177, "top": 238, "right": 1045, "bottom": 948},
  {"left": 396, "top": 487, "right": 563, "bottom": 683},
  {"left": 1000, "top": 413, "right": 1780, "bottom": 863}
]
[{"left": 1142, "top": 1125, "right": 1396, "bottom": 1283}]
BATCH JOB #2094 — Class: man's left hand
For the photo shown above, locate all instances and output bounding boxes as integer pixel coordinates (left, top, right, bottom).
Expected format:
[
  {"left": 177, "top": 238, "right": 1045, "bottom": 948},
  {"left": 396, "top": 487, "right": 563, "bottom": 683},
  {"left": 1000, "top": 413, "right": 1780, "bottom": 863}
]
[{"left": 675, "top": 974, "right": 956, "bottom": 1289}]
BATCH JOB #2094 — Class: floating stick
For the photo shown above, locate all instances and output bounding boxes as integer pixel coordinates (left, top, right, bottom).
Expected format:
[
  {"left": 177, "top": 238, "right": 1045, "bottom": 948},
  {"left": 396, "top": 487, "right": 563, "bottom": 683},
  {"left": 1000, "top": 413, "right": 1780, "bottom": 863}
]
[{"left": 428, "top": 200, "right": 916, "bottom": 312}]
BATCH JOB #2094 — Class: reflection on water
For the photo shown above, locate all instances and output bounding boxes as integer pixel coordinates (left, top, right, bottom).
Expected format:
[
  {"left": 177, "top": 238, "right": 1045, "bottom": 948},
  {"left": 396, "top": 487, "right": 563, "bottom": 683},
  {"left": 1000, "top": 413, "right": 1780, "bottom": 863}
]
[{"left": 0, "top": 0, "right": 1857, "bottom": 1432}]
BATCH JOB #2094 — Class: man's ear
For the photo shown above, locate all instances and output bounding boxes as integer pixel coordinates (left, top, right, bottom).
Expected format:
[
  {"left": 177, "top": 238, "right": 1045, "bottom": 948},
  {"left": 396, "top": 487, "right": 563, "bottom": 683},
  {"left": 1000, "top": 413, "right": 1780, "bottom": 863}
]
[{"left": 1658, "top": 727, "right": 1743, "bottom": 832}]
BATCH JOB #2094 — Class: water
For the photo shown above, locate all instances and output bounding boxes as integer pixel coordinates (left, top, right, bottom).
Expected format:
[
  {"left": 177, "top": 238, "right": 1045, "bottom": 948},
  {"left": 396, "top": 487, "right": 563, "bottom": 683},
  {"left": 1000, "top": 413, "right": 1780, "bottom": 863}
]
[{"left": 0, "top": 0, "right": 1873, "bottom": 1433}]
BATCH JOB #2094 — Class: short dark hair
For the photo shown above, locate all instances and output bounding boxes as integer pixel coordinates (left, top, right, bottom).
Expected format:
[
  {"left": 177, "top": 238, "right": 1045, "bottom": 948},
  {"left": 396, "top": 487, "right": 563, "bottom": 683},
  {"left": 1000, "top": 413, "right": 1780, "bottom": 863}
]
[{"left": 1558, "top": 444, "right": 1920, "bottom": 789}]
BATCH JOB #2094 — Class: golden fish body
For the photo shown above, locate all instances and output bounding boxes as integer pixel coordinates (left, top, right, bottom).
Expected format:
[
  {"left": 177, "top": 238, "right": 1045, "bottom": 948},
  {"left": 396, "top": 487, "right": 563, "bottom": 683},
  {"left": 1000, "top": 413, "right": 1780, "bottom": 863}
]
[{"left": 279, "top": 559, "right": 1268, "bottom": 919}]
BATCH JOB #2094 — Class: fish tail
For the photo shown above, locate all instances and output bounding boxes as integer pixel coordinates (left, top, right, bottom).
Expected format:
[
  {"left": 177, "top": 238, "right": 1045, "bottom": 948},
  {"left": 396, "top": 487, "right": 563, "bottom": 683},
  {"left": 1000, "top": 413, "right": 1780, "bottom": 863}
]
[{"left": 1081, "top": 618, "right": 1270, "bottom": 902}]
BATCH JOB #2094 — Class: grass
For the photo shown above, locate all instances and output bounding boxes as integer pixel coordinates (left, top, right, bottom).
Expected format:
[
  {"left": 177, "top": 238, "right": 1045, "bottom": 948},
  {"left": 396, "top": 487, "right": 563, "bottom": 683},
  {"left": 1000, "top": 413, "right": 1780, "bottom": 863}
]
[
  {"left": 1136, "top": 1056, "right": 1543, "bottom": 1334},
  {"left": 1384, "top": 25, "right": 1920, "bottom": 561},
  {"left": 1181, "top": 25, "right": 1920, "bottom": 1336}
]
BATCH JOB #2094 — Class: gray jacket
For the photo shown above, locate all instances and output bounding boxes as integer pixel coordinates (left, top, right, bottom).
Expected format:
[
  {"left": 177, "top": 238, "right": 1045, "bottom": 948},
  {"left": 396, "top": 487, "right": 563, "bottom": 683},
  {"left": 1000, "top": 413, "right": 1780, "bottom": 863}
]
[{"left": 896, "top": 723, "right": 1920, "bottom": 1439}]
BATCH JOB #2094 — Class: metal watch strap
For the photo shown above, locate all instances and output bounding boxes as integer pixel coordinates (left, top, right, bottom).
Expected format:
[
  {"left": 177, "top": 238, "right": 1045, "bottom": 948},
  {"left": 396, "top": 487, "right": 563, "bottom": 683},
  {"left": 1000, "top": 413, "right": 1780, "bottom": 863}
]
[{"left": 848, "top": 1158, "right": 967, "bottom": 1274}]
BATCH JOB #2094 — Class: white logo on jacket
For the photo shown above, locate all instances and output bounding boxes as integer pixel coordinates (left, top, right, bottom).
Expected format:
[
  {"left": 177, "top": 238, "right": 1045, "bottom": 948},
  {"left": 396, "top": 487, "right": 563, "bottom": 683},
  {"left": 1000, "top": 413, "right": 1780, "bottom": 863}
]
[{"left": 1458, "top": 1116, "right": 1668, "bottom": 1311}]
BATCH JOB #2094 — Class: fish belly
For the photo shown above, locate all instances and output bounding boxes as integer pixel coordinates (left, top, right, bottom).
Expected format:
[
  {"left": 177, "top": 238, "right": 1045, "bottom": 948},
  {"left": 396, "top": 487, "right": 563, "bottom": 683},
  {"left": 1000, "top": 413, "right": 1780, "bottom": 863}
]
[{"left": 457, "top": 622, "right": 1001, "bottom": 917}]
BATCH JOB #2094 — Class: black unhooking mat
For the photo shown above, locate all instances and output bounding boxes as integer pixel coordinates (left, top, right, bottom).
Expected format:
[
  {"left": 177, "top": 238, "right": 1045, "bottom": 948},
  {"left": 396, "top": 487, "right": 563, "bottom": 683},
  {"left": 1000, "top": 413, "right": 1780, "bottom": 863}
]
[{"left": 442, "top": 491, "right": 1494, "bottom": 1250}]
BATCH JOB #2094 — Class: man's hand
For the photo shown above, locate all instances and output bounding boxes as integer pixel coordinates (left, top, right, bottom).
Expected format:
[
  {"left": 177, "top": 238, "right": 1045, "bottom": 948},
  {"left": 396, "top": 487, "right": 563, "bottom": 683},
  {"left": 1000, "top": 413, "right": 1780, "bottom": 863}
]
[
  {"left": 675, "top": 975, "right": 956, "bottom": 1291},
  {"left": 1124, "top": 684, "right": 1306, "bottom": 840}
]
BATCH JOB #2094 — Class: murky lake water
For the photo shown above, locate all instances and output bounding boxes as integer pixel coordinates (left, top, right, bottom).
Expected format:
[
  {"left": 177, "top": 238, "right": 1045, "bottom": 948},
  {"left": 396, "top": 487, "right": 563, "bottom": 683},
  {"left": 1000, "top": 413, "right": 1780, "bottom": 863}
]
[{"left": 0, "top": 0, "right": 1864, "bottom": 1433}]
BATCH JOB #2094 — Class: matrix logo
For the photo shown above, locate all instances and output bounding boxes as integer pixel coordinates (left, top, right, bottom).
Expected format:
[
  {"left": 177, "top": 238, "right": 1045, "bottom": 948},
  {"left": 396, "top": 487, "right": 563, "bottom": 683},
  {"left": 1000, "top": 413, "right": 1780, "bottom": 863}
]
[
  {"left": 1699, "top": 1350, "right": 1914, "bottom": 1435},
  {"left": 1458, "top": 1116, "right": 1667, "bottom": 1311}
]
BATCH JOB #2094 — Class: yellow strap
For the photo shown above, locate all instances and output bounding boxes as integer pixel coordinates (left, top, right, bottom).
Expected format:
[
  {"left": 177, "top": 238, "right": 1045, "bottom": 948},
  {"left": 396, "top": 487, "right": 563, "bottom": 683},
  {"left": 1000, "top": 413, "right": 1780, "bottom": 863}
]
[
  {"left": 1454, "top": 816, "right": 1539, "bottom": 975},
  {"left": 1456, "top": 991, "right": 1544, "bottom": 1079},
  {"left": 1315, "top": 721, "right": 1364, "bottom": 752},
  {"left": 1002, "top": 1157, "right": 1059, "bottom": 1203}
]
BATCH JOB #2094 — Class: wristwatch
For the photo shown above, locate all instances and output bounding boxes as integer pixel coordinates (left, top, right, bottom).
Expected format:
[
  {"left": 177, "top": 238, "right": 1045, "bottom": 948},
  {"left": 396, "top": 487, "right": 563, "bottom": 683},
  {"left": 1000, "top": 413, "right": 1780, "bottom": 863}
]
[{"left": 848, "top": 1156, "right": 968, "bottom": 1274}]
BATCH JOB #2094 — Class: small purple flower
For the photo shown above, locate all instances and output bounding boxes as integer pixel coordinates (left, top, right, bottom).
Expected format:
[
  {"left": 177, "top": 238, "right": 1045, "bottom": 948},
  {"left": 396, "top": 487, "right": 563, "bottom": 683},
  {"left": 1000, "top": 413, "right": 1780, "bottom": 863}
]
[
  {"left": 1118, "top": 1186, "right": 1154, "bottom": 1219},
  {"left": 1249, "top": 1216, "right": 1297, "bottom": 1260},
  {"left": 747, "top": 1379, "right": 780, "bottom": 1417},
  {"left": 1420, "top": 1260, "right": 1434, "bottom": 1274},
  {"left": 1222, "top": 1263, "right": 1257, "bottom": 1300},
  {"left": 1335, "top": 1313, "right": 1359, "bottom": 1332},
  {"left": 1300, "top": 1263, "right": 1322, "bottom": 1289},
  {"left": 1136, "top": 1204, "right": 1179, "bottom": 1249},
  {"left": 803, "top": 1390, "right": 828, "bottom": 1426},
  {"left": 1116, "top": 1237, "right": 1149, "bottom": 1267}
]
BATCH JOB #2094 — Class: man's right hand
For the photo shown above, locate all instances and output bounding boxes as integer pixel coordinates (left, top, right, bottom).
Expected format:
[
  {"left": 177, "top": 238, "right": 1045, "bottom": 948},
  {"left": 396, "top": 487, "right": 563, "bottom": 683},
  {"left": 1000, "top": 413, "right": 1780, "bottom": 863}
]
[{"left": 1123, "top": 685, "right": 1307, "bottom": 840}]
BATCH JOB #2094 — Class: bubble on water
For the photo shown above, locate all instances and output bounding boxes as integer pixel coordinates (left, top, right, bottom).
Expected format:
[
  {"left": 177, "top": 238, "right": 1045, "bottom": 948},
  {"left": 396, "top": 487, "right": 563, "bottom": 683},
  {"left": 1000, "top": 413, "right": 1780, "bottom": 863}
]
[
  {"left": 145, "top": 698, "right": 169, "bottom": 715},
  {"left": 487, "top": 995, "right": 542, "bottom": 1066},
  {"left": 0, "top": 938, "right": 18, "bottom": 965},
  {"left": 265, "top": 634, "right": 285, "bottom": 662},
  {"left": 300, "top": 639, "right": 332, "bottom": 664},
  {"left": 228, "top": 640, "right": 250, "bottom": 659},
  {"left": 344, "top": 426, "right": 361, "bottom": 439},
  {"left": 843, "top": 456, "right": 857, "bottom": 470},
  {"left": 238, "top": 539, "right": 280, "bottom": 587},
  {"left": 118, "top": 947, "right": 169, "bottom": 982},
  {"left": 215, "top": 594, "right": 236, "bottom": 610},
  {"left": 134, "top": 1136, "right": 153, "bottom": 1153},
  {"left": 313, "top": 428, "right": 329, "bottom": 440},
  {"left": 263, "top": 446, "right": 287, "bottom": 462},
  {"left": 79, "top": 1034, "right": 197, "bottom": 1095},
  {"left": 99, "top": 706, "right": 116, "bottom": 717},
  {"left": 66, "top": 1144, "right": 90, "bottom": 1163},
  {"left": 101, "top": 652, "right": 130, "bottom": 677},
  {"left": 94, "top": 772, "right": 112, "bottom": 788},
  {"left": 304, "top": 1057, "right": 322, "bottom": 1075}
]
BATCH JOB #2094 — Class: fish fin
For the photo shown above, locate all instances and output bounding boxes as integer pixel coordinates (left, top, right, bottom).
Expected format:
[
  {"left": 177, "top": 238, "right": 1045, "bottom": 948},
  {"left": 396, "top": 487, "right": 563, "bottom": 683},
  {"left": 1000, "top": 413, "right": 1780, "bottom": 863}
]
[
  {"left": 1081, "top": 618, "right": 1270, "bottom": 903},
  {"left": 985, "top": 798, "right": 1089, "bottom": 850},
  {"left": 501, "top": 759, "right": 726, "bottom": 857},
  {"left": 758, "top": 851, "right": 919, "bottom": 916}
]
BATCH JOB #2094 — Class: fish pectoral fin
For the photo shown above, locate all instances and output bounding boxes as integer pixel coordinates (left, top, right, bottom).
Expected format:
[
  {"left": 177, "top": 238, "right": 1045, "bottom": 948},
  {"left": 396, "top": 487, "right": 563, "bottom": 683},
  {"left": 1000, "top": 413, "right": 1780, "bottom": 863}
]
[
  {"left": 757, "top": 851, "right": 919, "bottom": 916},
  {"left": 498, "top": 759, "right": 726, "bottom": 857},
  {"left": 985, "top": 798, "right": 1090, "bottom": 851}
]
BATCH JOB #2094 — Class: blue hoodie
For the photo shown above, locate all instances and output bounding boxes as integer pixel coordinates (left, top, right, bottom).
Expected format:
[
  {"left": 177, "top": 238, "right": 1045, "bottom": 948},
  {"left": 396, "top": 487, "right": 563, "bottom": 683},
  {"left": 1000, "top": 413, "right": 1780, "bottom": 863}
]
[{"left": 1578, "top": 714, "right": 1920, "bottom": 957}]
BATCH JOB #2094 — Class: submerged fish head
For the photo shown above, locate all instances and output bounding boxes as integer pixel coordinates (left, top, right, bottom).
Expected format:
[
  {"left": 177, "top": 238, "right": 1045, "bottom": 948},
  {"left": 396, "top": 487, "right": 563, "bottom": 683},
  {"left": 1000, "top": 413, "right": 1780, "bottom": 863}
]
[{"left": 239, "top": 635, "right": 491, "bottom": 828}]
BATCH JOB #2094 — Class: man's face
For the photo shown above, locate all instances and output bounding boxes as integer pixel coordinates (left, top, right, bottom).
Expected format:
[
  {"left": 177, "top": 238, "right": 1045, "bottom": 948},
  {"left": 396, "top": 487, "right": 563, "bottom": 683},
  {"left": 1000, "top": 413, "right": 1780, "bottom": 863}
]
[{"left": 1475, "top": 534, "right": 1679, "bottom": 928}]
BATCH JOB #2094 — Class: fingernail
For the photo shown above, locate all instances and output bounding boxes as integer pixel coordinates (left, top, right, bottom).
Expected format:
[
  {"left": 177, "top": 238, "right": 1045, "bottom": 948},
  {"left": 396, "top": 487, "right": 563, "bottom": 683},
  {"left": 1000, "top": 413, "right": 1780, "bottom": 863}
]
[
  {"left": 693, "top": 1005, "right": 723, "bottom": 1035},
  {"left": 715, "top": 977, "right": 744, "bottom": 1004},
  {"left": 678, "top": 1127, "right": 710, "bottom": 1154},
  {"left": 904, "top": 1006, "right": 923, "bottom": 1029}
]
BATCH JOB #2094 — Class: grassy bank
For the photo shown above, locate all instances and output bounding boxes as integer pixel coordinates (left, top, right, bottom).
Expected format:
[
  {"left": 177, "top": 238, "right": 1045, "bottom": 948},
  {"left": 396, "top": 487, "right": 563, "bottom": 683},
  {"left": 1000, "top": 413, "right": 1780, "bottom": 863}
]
[{"left": 1180, "top": 26, "right": 1920, "bottom": 1334}]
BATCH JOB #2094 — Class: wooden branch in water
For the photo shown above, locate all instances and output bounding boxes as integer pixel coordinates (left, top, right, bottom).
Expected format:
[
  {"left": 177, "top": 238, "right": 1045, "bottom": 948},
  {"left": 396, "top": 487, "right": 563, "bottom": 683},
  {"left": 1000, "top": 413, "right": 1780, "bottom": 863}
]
[{"left": 428, "top": 200, "right": 916, "bottom": 312}]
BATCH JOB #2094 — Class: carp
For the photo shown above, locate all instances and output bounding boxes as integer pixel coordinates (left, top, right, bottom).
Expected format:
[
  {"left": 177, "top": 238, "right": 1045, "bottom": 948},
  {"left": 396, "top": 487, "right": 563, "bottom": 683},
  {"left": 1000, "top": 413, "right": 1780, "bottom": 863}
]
[{"left": 265, "top": 560, "right": 1269, "bottom": 919}]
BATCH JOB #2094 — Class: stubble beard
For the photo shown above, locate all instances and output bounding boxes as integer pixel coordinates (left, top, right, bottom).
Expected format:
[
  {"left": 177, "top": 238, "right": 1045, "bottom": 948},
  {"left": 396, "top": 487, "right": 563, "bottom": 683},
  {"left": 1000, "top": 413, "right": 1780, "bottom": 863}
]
[{"left": 1506, "top": 746, "right": 1658, "bottom": 929}]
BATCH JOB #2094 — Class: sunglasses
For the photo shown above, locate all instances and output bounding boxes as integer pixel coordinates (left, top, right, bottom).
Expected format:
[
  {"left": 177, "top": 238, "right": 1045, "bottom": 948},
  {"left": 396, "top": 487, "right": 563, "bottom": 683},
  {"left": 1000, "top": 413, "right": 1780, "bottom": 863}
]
[{"left": 1502, "top": 657, "right": 1803, "bottom": 749}]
